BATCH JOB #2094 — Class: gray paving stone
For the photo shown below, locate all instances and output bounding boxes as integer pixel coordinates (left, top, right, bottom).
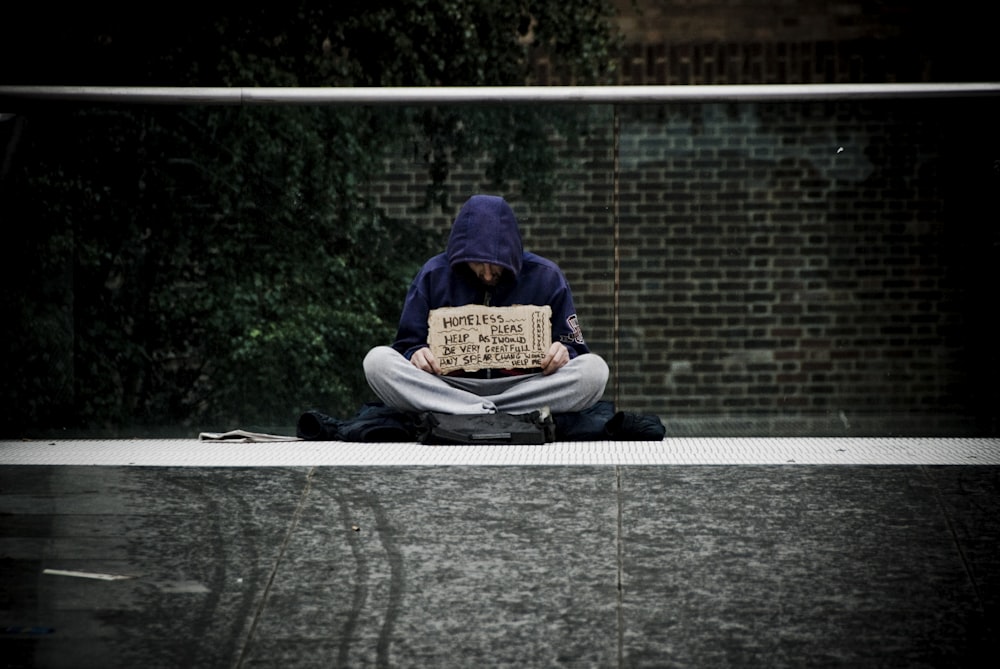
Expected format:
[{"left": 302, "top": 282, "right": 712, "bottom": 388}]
[{"left": 2, "top": 461, "right": 998, "bottom": 668}]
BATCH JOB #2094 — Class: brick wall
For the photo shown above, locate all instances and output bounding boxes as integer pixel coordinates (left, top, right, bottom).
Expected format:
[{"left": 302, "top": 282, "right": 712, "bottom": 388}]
[
  {"left": 605, "top": 102, "right": 979, "bottom": 423},
  {"left": 604, "top": 0, "right": 994, "bottom": 84},
  {"left": 610, "top": 0, "right": 921, "bottom": 44},
  {"left": 610, "top": 40, "right": 932, "bottom": 85}
]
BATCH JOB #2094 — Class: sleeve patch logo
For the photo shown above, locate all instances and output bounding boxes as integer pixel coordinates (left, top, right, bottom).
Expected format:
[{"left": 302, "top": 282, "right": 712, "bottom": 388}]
[{"left": 561, "top": 314, "right": 585, "bottom": 345}]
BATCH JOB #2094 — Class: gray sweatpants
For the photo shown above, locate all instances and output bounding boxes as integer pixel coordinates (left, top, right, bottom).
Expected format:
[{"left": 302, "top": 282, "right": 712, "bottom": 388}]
[{"left": 363, "top": 346, "right": 609, "bottom": 415}]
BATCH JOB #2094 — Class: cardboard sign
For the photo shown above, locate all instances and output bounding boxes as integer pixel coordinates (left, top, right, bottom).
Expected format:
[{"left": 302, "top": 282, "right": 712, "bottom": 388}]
[{"left": 428, "top": 305, "right": 552, "bottom": 373}]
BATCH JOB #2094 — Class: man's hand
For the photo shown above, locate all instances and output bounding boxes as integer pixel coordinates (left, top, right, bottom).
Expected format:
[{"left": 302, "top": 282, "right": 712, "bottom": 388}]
[
  {"left": 410, "top": 347, "right": 442, "bottom": 375},
  {"left": 539, "top": 342, "right": 569, "bottom": 375}
]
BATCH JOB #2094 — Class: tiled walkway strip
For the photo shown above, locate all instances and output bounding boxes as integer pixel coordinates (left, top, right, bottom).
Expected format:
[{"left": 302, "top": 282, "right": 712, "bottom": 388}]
[{"left": 2, "top": 437, "right": 998, "bottom": 466}]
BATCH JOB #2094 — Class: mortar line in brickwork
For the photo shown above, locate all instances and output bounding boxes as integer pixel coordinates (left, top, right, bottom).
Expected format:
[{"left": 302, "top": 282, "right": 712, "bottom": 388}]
[{"left": 613, "top": 103, "right": 622, "bottom": 408}]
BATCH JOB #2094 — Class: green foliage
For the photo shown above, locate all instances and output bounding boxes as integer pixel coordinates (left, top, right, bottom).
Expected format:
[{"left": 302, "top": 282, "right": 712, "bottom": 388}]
[{"left": 0, "top": 1, "right": 621, "bottom": 435}]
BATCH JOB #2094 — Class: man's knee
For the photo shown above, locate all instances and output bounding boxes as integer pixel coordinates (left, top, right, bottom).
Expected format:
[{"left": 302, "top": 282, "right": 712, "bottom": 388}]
[
  {"left": 363, "top": 346, "right": 398, "bottom": 380},
  {"left": 574, "top": 353, "right": 609, "bottom": 396},
  {"left": 577, "top": 353, "right": 609, "bottom": 381}
]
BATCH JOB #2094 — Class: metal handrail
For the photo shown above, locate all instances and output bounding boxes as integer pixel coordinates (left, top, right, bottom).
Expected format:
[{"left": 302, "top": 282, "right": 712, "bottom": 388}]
[{"left": 1, "top": 83, "right": 999, "bottom": 106}]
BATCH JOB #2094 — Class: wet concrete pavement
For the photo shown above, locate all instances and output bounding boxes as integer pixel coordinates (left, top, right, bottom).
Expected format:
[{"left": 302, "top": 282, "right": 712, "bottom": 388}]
[{"left": 2, "top": 453, "right": 999, "bottom": 667}]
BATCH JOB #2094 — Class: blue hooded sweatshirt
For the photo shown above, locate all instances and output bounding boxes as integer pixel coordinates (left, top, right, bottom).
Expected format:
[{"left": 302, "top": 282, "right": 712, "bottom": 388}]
[{"left": 391, "top": 195, "right": 590, "bottom": 371}]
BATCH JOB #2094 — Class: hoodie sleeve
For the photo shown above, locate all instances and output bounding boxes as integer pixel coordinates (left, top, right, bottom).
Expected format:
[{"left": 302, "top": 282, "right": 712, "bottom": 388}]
[
  {"left": 391, "top": 278, "right": 433, "bottom": 360},
  {"left": 391, "top": 253, "right": 473, "bottom": 359}
]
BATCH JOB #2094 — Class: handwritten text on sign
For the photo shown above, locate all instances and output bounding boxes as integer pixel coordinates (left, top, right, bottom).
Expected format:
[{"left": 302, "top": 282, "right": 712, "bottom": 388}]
[{"left": 428, "top": 305, "right": 552, "bottom": 373}]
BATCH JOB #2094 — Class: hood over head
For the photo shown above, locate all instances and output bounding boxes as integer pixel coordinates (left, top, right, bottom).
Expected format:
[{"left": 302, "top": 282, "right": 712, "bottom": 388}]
[{"left": 446, "top": 195, "right": 524, "bottom": 278}]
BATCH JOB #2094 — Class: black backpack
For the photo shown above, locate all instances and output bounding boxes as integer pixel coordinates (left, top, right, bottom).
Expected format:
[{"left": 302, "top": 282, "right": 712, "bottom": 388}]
[{"left": 418, "top": 409, "right": 556, "bottom": 445}]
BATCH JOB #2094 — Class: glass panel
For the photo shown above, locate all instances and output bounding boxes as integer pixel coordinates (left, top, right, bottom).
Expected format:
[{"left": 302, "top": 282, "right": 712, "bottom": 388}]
[
  {"left": 615, "top": 99, "right": 999, "bottom": 435},
  {"left": 2, "top": 96, "right": 997, "bottom": 437}
]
